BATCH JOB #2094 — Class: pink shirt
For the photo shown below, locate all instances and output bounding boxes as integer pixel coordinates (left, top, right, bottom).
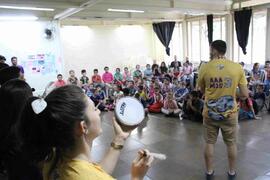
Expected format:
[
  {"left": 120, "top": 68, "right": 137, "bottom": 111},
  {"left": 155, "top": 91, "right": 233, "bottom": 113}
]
[
  {"left": 183, "top": 65, "right": 193, "bottom": 75},
  {"left": 123, "top": 72, "right": 132, "bottom": 81},
  {"left": 102, "top": 72, "right": 113, "bottom": 83},
  {"left": 54, "top": 80, "right": 66, "bottom": 87},
  {"left": 164, "top": 99, "right": 178, "bottom": 109}
]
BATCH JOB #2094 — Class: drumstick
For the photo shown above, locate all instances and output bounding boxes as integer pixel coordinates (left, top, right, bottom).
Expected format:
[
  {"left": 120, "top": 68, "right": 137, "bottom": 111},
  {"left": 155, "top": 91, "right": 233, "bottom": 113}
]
[
  {"left": 95, "top": 102, "right": 101, "bottom": 109},
  {"left": 142, "top": 151, "right": 167, "bottom": 160}
]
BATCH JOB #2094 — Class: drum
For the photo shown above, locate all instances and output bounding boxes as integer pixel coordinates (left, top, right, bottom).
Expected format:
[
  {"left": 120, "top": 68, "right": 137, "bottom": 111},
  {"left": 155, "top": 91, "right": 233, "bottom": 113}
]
[{"left": 115, "top": 97, "right": 145, "bottom": 131}]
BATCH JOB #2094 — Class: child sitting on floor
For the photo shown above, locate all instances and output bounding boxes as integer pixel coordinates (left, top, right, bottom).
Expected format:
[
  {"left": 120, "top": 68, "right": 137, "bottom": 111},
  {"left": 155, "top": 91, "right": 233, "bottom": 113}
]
[
  {"left": 134, "top": 93, "right": 149, "bottom": 116},
  {"left": 161, "top": 77, "right": 172, "bottom": 96},
  {"left": 161, "top": 91, "right": 181, "bottom": 117},
  {"left": 67, "top": 70, "right": 79, "bottom": 86},
  {"left": 238, "top": 97, "right": 260, "bottom": 120},
  {"left": 113, "top": 85, "right": 124, "bottom": 102},
  {"left": 148, "top": 87, "right": 163, "bottom": 113},
  {"left": 80, "top": 69, "right": 89, "bottom": 88},
  {"left": 182, "top": 91, "right": 204, "bottom": 122},
  {"left": 174, "top": 81, "right": 189, "bottom": 104},
  {"left": 253, "top": 84, "right": 266, "bottom": 111},
  {"left": 127, "top": 80, "right": 137, "bottom": 96},
  {"left": 90, "top": 88, "right": 107, "bottom": 111},
  {"left": 137, "top": 85, "right": 149, "bottom": 103}
]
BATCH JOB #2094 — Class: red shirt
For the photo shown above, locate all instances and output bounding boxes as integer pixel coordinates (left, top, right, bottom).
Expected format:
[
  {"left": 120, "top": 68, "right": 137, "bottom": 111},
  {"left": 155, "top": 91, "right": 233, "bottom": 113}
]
[
  {"left": 54, "top": 80, "right": 66, "bottom": 87},
  {"left": 92, "top": 75, "right": 102, "bottom": 83}
]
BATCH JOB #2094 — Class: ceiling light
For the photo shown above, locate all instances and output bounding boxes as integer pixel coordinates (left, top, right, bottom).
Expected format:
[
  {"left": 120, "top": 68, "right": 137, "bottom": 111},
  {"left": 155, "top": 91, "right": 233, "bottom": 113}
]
[
  {"left": 0, "top": 5, "right": 54, "bottom": 11},
  {"left": 108, "top": 8, "right": 144, "bottom": 13},
  {"left": 0, "top": 16, "right": 38, "bottom": 21},
  {"left": 54, "top": 8, "right": 83, "bottom": 20}
]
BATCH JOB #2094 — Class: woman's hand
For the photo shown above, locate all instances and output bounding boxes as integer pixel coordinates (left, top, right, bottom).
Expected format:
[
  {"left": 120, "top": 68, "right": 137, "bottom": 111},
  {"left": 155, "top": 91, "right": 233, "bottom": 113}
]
[
  {"left": 131, "top": 149, "right": 154, "bottom": 180},
  {"left": 112, "top": 117, "right": 131, "bottom": 145}
]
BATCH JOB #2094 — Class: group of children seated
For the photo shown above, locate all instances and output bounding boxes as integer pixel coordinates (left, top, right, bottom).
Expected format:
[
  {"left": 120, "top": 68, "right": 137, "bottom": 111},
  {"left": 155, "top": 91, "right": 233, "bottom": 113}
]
[
  {"left": 236, "top": 61, "right": 270, "bottom": 120},
  {"left": 52, "top": 60, "right": 269, "bottom": 122},
  {"left": 53, "top": 62, "right": 204, "bottom": 122}
]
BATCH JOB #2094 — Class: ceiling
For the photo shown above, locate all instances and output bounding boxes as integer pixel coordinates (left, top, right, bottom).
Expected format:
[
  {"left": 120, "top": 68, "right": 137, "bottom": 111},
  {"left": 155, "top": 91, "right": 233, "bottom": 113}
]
[{"left": 0, "top": 0, "right": 268, "bottom": 24}]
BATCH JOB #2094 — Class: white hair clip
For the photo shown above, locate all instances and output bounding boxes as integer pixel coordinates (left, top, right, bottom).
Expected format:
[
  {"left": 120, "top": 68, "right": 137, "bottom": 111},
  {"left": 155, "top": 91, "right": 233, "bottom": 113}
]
[{"left": 31, "top": 98, "right": 47, "bottom": 114}]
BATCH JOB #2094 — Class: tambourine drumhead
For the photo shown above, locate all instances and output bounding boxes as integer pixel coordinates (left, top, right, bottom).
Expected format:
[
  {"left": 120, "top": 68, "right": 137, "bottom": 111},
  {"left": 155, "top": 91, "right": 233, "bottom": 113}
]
[{"left": 115, "top": 97, "right": 145, "bottom": 126}]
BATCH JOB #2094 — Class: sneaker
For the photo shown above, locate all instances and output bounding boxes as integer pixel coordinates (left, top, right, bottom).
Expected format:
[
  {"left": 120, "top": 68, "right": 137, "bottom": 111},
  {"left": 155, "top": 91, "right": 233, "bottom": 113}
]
[
  {"left": 205, "top": 171, "right": 214, "bottom": 180},
  {"left": 227, "top": 172, "right": 236, "bottom": 180}
]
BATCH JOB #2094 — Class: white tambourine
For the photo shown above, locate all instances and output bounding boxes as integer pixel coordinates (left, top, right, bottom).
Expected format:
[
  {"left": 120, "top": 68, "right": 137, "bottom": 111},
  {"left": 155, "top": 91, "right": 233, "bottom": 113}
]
[{"left": 115, "top": 97, "right": 145, "bottom": 127}]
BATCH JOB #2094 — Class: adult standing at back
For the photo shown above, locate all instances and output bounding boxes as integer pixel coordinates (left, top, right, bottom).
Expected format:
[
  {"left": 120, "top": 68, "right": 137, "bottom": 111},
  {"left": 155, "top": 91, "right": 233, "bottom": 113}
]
[
  {"left": 170, "top": 55, "right": 181, "bottom": 70},
  {"left": 11, "top": 57, "right": 24, "bottom": 75},
  {"left": 197, "top": 40, "right": 249, "bottom": 180}
]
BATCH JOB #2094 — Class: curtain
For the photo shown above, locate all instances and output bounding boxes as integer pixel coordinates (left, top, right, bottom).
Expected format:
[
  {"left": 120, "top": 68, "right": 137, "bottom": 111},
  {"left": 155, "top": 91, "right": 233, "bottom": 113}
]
[
  {"left": 153, "top": 22, "right": 175, "bottom": 56},
  {"left": 207, "top": 14, "right": 213, "bottom": 45},
  {"left": 234, "top": 9, "right": 252, "bottom": 55}
]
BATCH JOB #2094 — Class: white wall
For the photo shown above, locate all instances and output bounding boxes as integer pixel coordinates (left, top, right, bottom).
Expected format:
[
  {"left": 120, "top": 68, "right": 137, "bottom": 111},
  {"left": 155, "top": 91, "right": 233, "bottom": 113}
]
[
  {"left": 60, "top": 24, "right": 166, "bottom": 78},
  {"left": 0, "top": 21, "right": 63, "bottom": 94}
]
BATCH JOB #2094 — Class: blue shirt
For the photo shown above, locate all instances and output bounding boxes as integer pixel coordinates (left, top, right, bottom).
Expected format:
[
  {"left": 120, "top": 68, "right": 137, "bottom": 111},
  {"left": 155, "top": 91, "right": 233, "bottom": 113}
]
[
  {"left": 175, "top": 88, "right": 189, "bottom": 98},
  {"left": 144, "top": 68, "right": 153, "bottom": 78}
]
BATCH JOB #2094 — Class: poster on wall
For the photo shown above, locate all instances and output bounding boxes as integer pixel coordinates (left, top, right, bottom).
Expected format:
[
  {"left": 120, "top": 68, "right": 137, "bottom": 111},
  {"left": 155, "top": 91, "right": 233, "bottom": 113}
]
[{"left": 22, "top": 53, "right": 57, "bottom": 75}]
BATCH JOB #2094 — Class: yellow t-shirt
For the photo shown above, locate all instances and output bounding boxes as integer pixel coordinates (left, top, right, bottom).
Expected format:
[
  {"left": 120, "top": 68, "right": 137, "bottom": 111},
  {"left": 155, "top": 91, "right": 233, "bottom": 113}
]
[
  {"left": 197, "top": 59, "right": 247, "bottom": 120},
  {"left": 139, "top": 91, "right": 148, "bottom": 101},
  {"left": 43, "top": 159, "right": 115, "bottom": 180}
]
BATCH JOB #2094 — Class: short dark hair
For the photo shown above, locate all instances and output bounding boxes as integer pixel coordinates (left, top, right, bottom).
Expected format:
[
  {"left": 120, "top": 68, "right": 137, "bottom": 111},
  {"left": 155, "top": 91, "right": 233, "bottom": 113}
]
[
  {"left": 0, "top": 55, "right": 6, "bottom": 62},
  {"left": 138, "top": 85, "right": 144, "bottom": 90},
  {"left": 122, "top": 88, "right": 129, "bottom": 96},
  {"left": 211, "top": 40, "right": 227, "bottom": 55},
  {"left": 11, "top": 56, "right": 17, "bottom": 61},
  {"left": 0, "top": 66, "right": 21, "bottom": 85},
  {"left": 104, "top": 66, "right": 109, "bottom": 70},
  {"left": 190, "top": 91, "right": 199, "bottom": 98},
  {"left": 81, "top": 69, "right": 86, "bottom": 74},
  {"left": 93, "top": 69, "right": 98, "bottom": 72},
  {"left": 57, "top": 74, "right": 62, "bottom": 77}
]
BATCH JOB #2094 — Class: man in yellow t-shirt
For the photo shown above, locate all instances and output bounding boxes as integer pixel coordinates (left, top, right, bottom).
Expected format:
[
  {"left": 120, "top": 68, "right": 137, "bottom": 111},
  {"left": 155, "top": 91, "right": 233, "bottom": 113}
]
[{"left": 197, "top": 40, "right": 249, "bottom": 180}]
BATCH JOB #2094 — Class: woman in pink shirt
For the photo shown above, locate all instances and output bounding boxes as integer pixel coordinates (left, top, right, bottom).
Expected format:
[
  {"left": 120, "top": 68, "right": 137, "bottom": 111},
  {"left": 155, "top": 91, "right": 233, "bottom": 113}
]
[{"left": 54, "top": 74, "right": 66, "bottom": 87}]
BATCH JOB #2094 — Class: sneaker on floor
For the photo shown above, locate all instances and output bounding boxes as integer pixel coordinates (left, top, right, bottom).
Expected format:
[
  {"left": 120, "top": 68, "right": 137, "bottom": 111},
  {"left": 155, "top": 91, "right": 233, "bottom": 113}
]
[
  {"left": 205, "top": 171, "right": 214, "bottom": 180},
  {"left": 227, "top": 172, "right": 236, "bottom": 180}
]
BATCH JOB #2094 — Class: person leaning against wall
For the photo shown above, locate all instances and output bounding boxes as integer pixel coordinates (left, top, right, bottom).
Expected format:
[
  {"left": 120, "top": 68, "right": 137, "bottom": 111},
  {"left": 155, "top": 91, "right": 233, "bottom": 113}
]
[{"left": 197, "top": 40, "right": 249, "bottom": 180}]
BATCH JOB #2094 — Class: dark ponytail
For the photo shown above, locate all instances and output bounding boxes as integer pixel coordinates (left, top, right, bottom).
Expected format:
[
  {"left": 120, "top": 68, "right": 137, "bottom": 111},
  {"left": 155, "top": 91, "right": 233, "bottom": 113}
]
[{"left": 20, "top": 85, "right": 87, "bottom": 175}]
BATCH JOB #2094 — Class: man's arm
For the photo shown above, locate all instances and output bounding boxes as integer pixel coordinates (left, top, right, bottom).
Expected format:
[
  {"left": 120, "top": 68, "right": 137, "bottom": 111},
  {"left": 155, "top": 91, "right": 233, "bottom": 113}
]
[
  {"left": 238, "top": 85, "right": 249, "bottom": 98},
  {"left": 196, "top": 66, "right": 206, "bottom": 94},
  {"left": 238, "top": 67, "right": 249, "bottom": 99}
]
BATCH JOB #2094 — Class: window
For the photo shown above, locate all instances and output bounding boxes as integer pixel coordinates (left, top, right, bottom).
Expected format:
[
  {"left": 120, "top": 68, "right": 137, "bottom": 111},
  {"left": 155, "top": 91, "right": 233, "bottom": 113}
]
[
  {"left": 170, "top": 23, "right": 183, "bottom": 61},
  {"left": 200, "top": 20, "right": 209, "bottom": 61},
  {"left": 191, "top": 21, "right": 200, "bottom": 61},
  {"left": 233, "top": 10, "right": 266, "bottom": 64},
  {"left": 187, "top": 16, "right": 226, "bottom": 63},
  {"left": 252, "top": 11, "right": 267, "bottom": 64}
]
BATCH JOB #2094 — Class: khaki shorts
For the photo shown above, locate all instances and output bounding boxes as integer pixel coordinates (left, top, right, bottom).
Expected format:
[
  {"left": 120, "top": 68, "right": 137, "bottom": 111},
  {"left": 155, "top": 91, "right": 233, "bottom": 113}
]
[{"left": 203, "top": 113, "right": 238, "bottom": 146}]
